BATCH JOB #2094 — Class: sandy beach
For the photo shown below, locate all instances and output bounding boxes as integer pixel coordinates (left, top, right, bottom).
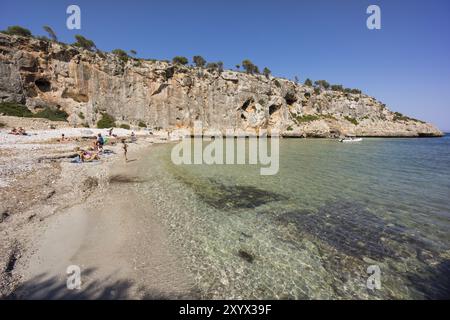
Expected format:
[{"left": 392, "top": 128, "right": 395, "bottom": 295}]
[{"left": 0, "top": 118, "right": 197, "bottom": 299}]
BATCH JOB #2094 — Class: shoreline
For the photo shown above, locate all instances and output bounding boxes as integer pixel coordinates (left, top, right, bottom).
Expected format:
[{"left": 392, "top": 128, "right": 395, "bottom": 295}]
[
  {"left": 0, "top": 125, "right": 198, "bottom": 299},
  {"left": 1, "top": 120, "right": 448, "bottom": 299}
]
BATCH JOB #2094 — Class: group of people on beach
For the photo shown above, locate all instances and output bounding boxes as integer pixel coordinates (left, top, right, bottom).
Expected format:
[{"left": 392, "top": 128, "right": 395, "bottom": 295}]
[
  {"left": 8, "top": 127, "right": 27, "bottom": 135},
  {"left": 73, "top": 130, "right": 131, "bottom": 163}
]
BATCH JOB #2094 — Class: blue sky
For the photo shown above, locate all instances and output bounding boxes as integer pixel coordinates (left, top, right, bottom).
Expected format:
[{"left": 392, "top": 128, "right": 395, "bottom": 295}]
[{"left": 1, "top": 0, "right": 449, "bottom": 131}]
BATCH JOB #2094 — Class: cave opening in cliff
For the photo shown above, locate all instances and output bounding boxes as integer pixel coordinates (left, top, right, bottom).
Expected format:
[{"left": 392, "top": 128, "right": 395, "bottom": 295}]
[
  {"left": 269, "top": 104, "right": 281, "bottom": 116},
  {"left": 241, "top": 98, "right": 253, "bottom": 111},
  {"left": 285, "top": 96, "right": 297, "bottom": 106},
  {"left": 35, "top": 78, "right": 51, "bottom": 92}
]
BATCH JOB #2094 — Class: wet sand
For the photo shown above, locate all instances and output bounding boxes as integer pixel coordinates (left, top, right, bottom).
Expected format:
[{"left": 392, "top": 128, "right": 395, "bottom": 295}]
[
  {"left": 12, "top": 154, "right": 197, "bottom": 299},
  {"left": 0, "top": 123, "right": 197, "bottom": 299}
]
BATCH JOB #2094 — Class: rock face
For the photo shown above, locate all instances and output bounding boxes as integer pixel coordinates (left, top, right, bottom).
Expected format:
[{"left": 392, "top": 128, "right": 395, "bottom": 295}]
[{"left": 0, "top": 33, "right": 443, "bottom": 137}]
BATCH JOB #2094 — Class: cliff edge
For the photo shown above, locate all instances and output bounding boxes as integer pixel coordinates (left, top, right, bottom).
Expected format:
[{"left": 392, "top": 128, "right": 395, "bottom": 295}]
[{"left": 0, "top": 33, "right": 443, "bottom": 137}]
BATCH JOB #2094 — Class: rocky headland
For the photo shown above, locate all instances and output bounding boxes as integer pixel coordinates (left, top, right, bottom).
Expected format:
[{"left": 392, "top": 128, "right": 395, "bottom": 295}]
[{"left": 0, "top": 33, "right": 442, "bottom": 138}]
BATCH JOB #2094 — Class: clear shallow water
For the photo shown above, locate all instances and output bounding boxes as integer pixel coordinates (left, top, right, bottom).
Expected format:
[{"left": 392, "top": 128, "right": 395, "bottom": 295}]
[{"left": 134, "top": 135, "right": 450, "bottom": 299}]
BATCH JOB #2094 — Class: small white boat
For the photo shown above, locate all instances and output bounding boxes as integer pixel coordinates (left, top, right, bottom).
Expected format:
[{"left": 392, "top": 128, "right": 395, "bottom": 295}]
[{"left": 339, "top": 136, "right": 362, "bottom": 143}]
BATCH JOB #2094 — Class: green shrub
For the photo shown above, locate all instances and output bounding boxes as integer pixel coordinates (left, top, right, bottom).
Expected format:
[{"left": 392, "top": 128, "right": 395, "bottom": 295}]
[
  {"left": 172, "top": 56, "right": 188, "bottom": 65},
  {"left": 33, "top": 107, "right": 69, "bottom": 121},
  {"left": 304, "top": 78, "right": 313, "bottom": 86},
  {"left": 206, "top": 62, "right": 223, "bottom": 73},
  {"left": 322, "top": 114, "right": 337, "bottom": 120},
  {"left": 43, "top": 25, "right": 57, "bottom": 41},
  {"left": 0, "top": 122, "right": 5, "bottom": 128},
  {"left": 193, "top": 55, "right": 206, "bottom": 68},
  {"left": 344, "top": 116, "right": 359, "bottom": 125},
  {"left": 138, "top": 121, "right": 147, "bottom": 128},
  {"left": 263, "top": 67, "right": 271, "bottom": 78},
  {"left": 78, "top": 112, "right": 85, "bottom": 119},
  {"left": 73, "top": 34, "right": 96, "bottom": 51},
  {"left": 112, "top": 49, "right": 129, "bottom": 62},
  {"left": 393, "top": 112, "right": 406, "bottom": 121},
  {"left": 2, "top": 25, "right": 32, "bottom": 37},
  {"left": 296, "top": 115, "right": 320, "bottom": 123},
  {"left": 331, "top": 84, "right": 344, "bottom": 92},
  {"left": 36, "top": 36, "right": 51, "bottom": 42},
  {"left": 97, "top": 113, "right": 116, "bottom": 128},
  {"left": 120, "top": 124, "right": 131, "bottom": 130},
  {"left": 344, "top": 88, "right": 361, "bottom": 94},
  {"left": 0, "top": 102, "right": 33, "bottom": 117},
  {"left": 314, "top": 80, "right": 330, "bottom": 89},
  {"left": 286, "top": 126, "right": 293, "bottom": 131},
  {"left": 313, "top": 87, "right": 321, "bottom": 95},
  {"left": 217, "top": 61, "right": 224, "bottom": 73},
  {"left": 392, "top": 112, "right": 423, "bottom": 123},
  {"left": 0, "top": 102, "right": 68, "bottom": 121},
  {"left": 242, "top": 59, "right": 259, "bottom": 74}
]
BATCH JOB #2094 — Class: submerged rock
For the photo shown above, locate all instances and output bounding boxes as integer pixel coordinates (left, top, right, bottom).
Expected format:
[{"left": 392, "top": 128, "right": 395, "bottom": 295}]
[
  {"left": 238, "top": 250, "right": 255, "bottom": 263},
  {"left": 180, "top": 177, "right": 287, "bottom": 210},
  {"left": 277, "top": 200, "right": 433, "bottom": 261}
]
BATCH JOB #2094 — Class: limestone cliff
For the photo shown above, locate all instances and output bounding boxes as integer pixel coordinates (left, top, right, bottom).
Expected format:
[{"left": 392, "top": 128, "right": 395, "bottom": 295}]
[{"left": 0, "top": 33, "right": 443, "bottom": 137}]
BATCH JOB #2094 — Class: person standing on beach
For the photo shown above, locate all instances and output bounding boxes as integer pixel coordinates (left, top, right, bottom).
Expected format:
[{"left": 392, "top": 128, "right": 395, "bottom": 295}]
[
  {"left": 97, "top": 133, "right": 105, "bottom": 152},
  {"left": 122, "top": 139, "right": 128, "bottom": 162}
]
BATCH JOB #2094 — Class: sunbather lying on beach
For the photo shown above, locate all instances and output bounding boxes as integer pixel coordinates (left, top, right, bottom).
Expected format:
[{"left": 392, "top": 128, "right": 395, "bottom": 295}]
[
  {"left": 8, "top": 127, "right": 27, "bottom": 135},
  {"left": 76, "top": 149, "right": 100, "bottom": 162}
]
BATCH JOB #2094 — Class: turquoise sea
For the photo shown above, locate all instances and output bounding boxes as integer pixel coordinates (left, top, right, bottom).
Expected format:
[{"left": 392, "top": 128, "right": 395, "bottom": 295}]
[{"left": 134, "top": 134, "right": 450, "bottom": 299}]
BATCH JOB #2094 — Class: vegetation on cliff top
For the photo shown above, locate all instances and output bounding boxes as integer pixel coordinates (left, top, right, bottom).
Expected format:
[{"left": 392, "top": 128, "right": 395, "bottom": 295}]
[
  {"left": 73, "top": 34, "right": 96, "bottom": 51},
  {"left": 1, "top": 24, "right": 367, "bottom": 95},
  {"left": 112, "top": 49, "right": 129, "bottom": 62},
  {"left": 242, "top": 59, "right": 260, "bottom": 75},
  {"left": 43, "top": 25, "right": 57, "bottom": 42},
  {"left": 1, "top": 25, "right": 32, "bottom": 37},
  {"left": 206, "top": 61, "right": 224, "bottom": 73},
  {"left": 193, "top": 55, "right": 206, "bottom": 68},
  {"left": 172, "top": 56, "right": 189, "bottom": 65}
]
